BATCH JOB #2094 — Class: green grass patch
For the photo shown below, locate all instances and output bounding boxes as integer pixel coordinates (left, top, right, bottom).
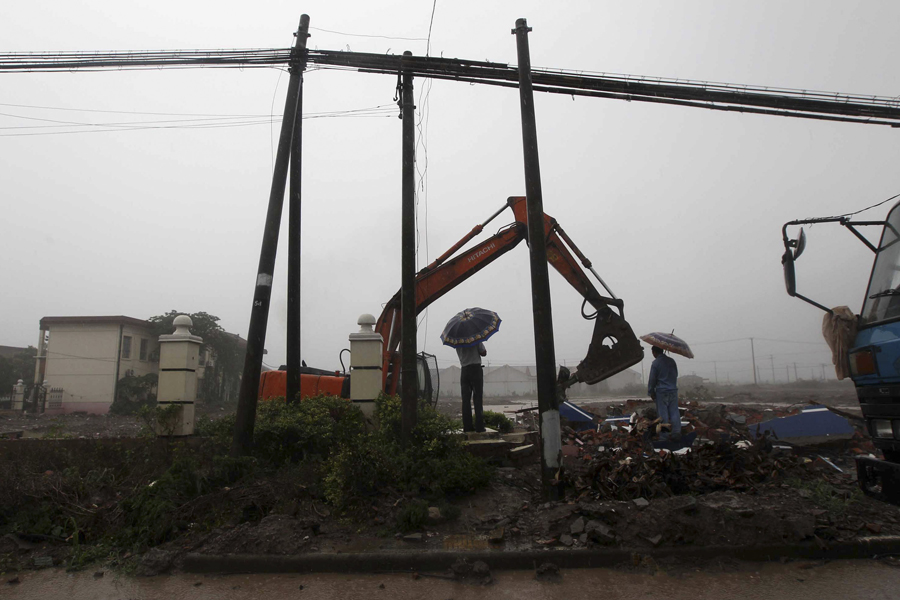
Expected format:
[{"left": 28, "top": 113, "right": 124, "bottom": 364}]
[{"left": 482, "top": 410, "right": 514, "bottom": 433}]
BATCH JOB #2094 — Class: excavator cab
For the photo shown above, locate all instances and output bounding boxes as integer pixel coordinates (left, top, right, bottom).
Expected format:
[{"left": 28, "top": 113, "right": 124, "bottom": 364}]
[
  {"left": 396, "top": 351, "right": 440, "bottom": 407},
  {"left": 416, "top": 352, "right": 439, "bottom": 407}
]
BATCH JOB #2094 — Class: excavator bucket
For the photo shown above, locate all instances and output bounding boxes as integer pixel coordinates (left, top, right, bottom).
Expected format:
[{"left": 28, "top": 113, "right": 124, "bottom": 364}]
[{"left": 573, "top": 307, "right": 644, "bottom": 385}]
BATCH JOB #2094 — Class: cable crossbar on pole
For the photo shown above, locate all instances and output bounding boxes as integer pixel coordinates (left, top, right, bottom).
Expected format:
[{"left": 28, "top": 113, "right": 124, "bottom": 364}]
[{"left": 3, "top": 47, "right": 900, "bottom": 125}]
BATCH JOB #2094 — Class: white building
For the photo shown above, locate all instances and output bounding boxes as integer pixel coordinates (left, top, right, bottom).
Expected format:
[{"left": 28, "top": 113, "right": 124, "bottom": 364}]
[{"left": 35, "top": 316, "right": 160, "bottom": 414}]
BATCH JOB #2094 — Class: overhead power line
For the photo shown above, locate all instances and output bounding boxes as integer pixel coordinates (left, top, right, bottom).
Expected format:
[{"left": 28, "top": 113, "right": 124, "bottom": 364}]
[
  {"left": 2, "top": 47, "right": 900, "bottom": 126},
  {"left": 0, "top": 103, "right": 397, "bottom": 137}
]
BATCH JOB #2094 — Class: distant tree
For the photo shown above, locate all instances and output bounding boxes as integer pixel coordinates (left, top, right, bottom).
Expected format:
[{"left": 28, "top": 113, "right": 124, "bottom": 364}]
[
  {"left": 109, "top": 373, "right": 158, "bottom": 415},
  {"left": 0, "top": 347, "right": 37, "bottom": 395},
  {"left": 149, "top": 311, "right": 245, "bottom": 405}
]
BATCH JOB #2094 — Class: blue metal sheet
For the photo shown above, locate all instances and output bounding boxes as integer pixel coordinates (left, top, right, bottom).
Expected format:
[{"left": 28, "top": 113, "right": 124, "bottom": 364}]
[
  {"left": 560, "top": 401, "right": 595, "bottom": 431},
  {"left": 752, "top": 405, "right": 855, "bottom": 440}
]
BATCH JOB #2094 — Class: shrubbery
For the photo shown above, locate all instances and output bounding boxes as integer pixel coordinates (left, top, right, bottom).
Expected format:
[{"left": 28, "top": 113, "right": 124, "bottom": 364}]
[
  {"left": 482, "top": 410, "right": 514, "bottom": 433},
  {"left": 0, "top": 394, "right": 492, "bottom": 567},
  {"left": 323, "top": 395, "right": 491, "bottom": 511}
]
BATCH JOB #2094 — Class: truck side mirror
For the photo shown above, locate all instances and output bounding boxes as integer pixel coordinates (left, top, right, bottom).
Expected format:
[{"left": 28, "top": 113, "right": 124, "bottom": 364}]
[
  {"left": 782, "top": 249, "right": 797, "bottom": 297},
  {"left": 793, "top": 228, "right": 806, "bottom": 260},
  {"left": 782, "top": 227, "right": 805, "bottom": 297}
]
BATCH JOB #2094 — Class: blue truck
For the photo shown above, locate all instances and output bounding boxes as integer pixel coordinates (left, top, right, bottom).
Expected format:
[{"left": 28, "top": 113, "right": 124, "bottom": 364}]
[{"left": 782, "top": 199, "right": 900, "bottom": 502}]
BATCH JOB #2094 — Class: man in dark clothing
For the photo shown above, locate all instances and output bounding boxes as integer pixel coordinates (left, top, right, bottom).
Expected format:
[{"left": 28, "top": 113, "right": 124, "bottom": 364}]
[
  {"left": 457, "top": 342, "right": 487, "bottom": 432},
  {"left": 648, "top": 345, "right": 680, "bottom": 439}
]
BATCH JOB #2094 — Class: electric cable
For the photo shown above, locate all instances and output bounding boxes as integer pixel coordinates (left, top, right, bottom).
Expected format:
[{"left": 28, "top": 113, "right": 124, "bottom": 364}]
[{"left": 3, "top": 47, "right": 900, "bottom": 125}]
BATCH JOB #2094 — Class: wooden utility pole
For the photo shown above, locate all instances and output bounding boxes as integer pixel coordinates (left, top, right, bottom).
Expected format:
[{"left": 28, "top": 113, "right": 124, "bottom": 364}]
[
  {"left": 750, "top": 338, "right": 758, "bottom": 385},
  {"left": 400, "top": 50, "right": 418, "bottom": 443},
  {"left": 287, "top": 15, "right": 311, "bottom": 403},
  {"left": 231, "top": 16, "right": 308, "bottom": 457},
  {"left": 513, "top": 18, "right": 562, "bottom": 501}
]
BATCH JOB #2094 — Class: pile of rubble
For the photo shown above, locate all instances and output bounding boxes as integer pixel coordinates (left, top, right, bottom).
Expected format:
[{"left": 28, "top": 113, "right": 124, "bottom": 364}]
[
  {"left": 568, "top": 435, "right": 801, "bottom": 501},
  {"left": 557, "top": 400, "right": 871, "bottom": 502}
]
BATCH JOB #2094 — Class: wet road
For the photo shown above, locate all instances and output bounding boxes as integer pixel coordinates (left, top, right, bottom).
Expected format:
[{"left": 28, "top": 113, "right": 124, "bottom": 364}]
[{"left": 5, "top": 559, "right": 900, "bottom": 600}]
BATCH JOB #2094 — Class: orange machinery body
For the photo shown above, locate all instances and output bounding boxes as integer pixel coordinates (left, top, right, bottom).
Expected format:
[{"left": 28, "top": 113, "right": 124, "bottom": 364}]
[
  {"left": 258, "top": 370, "right": 347, "bottom": 401},
  {"left": 258, "top": 195, "right": 642, "bottom": 402}
]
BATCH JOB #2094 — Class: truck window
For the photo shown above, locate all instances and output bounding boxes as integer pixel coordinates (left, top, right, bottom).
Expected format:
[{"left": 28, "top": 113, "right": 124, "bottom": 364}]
[{"left": 861, "top": 203, "right": 900, "bottom": 326}]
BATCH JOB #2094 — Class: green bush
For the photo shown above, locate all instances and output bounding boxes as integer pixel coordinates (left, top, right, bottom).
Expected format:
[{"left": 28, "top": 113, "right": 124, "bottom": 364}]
[
  {"left": 323, "top": 395, "right": 492, "bottom": 511},
  {"left": 396, "top": 499, "right": 429, "bottom": 532},
  {"left": 482, "top": 410, "right": 514, "bottom": 433},
  {"left": 109, "top": 374, "right": 158, "bottom": 415},
  {"left": 197, "top": 395, "right": 366, "bottom": 466},
  {"left": 116, "top": 452, "right": 207, "bottom": 549}
]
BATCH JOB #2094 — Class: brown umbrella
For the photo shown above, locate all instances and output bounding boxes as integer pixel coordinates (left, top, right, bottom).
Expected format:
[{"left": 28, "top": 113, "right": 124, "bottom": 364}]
[{"left": 639, "top": 332, "right": 694, "bottom": 359}]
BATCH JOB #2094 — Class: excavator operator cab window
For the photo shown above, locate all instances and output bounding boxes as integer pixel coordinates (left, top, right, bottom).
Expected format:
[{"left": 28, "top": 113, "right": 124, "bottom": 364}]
[{"left": 862, "top": 203, "right": 900, "bottom": 326}]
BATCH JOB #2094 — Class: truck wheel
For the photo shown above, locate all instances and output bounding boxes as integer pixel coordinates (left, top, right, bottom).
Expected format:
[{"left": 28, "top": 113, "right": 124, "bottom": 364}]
[{"left": 879, "top": 451, "right": 900, "bottom": 503}]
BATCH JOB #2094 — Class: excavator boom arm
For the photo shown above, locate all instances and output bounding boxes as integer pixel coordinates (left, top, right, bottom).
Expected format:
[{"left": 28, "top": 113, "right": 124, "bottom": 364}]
[{"left": 377, "top": 196, "right": 643, "bottom": 395}]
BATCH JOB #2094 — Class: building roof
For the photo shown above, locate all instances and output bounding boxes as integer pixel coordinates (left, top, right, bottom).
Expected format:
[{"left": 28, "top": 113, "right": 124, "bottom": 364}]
[
  {"left": 39, "top": 315, "right": 154, "bottom": 330},
  {"left": 0, "top": 344, "right": 30, "bottom": 358}
]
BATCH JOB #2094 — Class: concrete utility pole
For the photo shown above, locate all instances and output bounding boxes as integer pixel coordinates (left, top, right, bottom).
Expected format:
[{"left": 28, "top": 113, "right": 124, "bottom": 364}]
[
  {"left": 769, "top": 355, "right": 775, "bottom": 383},
  {"left": 750, "top": 337, "right": 758, "bottom": 385},
  {"left": 821, "top": 363, "right": 827, "bottom": 380},
  {"left": 713, "top": 361, "right": 718, "bottom": 384},
  {"left": 785, "top": 365, "right": 789, "bottom": 383},
  {"left": 231, "top": 17, "right": 307, "bottom": 457},
  {"left": 513, "top": 18, "right": 562, "bottom": 501},
  {"left": 400, "top": 50, "right": 418, "bottom": 443},
  {"left": 794, "top": 362, "right": 799, "bottom": 381},
  {"left": 287, "top": 15, "right": 311, "bottom": 404}
]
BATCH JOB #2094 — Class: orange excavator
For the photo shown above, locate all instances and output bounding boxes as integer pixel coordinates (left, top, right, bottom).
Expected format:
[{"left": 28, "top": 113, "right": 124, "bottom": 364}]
[{"left": 259, "top": 196, "right": 644, "bottom": 401}]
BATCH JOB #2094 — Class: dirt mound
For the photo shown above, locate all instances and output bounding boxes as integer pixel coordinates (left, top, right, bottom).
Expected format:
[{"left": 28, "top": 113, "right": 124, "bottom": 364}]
[{"left": 197, "top": 515, "right": 320, "bottom": 555}]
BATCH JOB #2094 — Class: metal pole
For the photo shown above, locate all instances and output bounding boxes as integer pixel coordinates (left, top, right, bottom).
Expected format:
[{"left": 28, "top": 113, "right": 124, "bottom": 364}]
[
  {"left": 794, "top": 362, "right": 798, "bottom": 381},
  {"left": 287, "top": 15, "right": 311, "bottom": 404},
  {"left": 513, "top": 18, "right": 562, "bottom": 501},
  {"left": 713, "top": 361, "right": 718, "bottom": 384},
  {"left": 400, "top": 50, "right": 418, "bottom": 443},
  {"left": 231, "top": 17, "right": 306, "bottom": 457},
  {"left": 750, "top": 337, "right": 758, "bottom": 385},
  {"left": 770, "top": 355, "right": 775, "bottom": 382}
]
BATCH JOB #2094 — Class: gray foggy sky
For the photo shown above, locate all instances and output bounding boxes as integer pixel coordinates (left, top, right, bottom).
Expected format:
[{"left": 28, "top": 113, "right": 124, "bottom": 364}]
[{"left": 2, "top": 1, "right": 898, "bottom": 384}]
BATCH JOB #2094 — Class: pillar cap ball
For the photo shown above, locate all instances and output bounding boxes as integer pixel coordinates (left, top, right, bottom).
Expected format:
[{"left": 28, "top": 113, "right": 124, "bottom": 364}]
[
  {"left": 358, "top": 313, "right": 376, "bottom": 332},
  {"left": 173, "top": 315, "right": 193, "bottom": 335}
]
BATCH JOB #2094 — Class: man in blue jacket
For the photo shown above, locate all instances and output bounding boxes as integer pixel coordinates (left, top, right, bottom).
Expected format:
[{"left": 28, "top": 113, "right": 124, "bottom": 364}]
[{"left": 648, "top": 346, "right": 680, "bottom": 439}]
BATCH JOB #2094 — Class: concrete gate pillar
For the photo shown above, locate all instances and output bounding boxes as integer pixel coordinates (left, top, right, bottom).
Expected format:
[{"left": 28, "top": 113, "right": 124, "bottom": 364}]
[
  {"left": 157, "top": 315, "right": 202, "bottom": 436},
  {"left": 349, "top": 313, "right": 383, "bottom": 426},
  {"left": 11, "top": 379, "right": 25, "bottom": 411}
]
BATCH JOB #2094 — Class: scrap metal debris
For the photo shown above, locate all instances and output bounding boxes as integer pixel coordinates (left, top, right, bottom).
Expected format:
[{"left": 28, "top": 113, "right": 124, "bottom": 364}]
[{"left": 549, "top": 400, "right": 870, "bottom": 502}]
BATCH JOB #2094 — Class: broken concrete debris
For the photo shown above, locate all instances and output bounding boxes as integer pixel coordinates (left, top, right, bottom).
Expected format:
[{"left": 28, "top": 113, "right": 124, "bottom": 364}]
[
  {"left": 570, "top": 517, "right": 585, "bottom": 534},
  {"left": 551, "top": 399, "right": 868, "bottom": 502}
]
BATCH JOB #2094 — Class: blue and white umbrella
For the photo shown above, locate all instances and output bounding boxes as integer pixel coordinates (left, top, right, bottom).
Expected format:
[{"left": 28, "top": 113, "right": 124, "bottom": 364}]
[
  {"left": 640, "top": 331, "right": 694, "bottom": 359},
  {"left": 440, "top": 307, "right": 502, "bottom": 348}
]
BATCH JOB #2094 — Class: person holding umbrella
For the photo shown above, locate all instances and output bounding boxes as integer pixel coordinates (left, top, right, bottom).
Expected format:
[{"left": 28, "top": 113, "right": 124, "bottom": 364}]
[
  {"left": 441, "top": 308, "right": 502, "bottom": 434},
  {"left": 641, "top": 332, "right": 694, "bottom": 441},
  {"left": 648, "top": 346, "right": 680, "bottom": 439}
]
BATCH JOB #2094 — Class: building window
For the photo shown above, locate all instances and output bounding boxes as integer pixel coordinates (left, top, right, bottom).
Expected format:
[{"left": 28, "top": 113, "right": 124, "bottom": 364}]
[
  {"left": 122, "top": 336, "right": 132, "bottom": 359},
  {"left": 139, "top": 338, "right": 148, "bottom": 361}
]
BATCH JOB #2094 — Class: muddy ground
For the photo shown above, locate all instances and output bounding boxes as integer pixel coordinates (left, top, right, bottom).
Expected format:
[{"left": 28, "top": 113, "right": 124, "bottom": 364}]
[
  {"left": 0, "top": 405, "right": 232, "bottom": 439},
  {"left": 1, "top": 386, "right": 896, "bottom": 577}
]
